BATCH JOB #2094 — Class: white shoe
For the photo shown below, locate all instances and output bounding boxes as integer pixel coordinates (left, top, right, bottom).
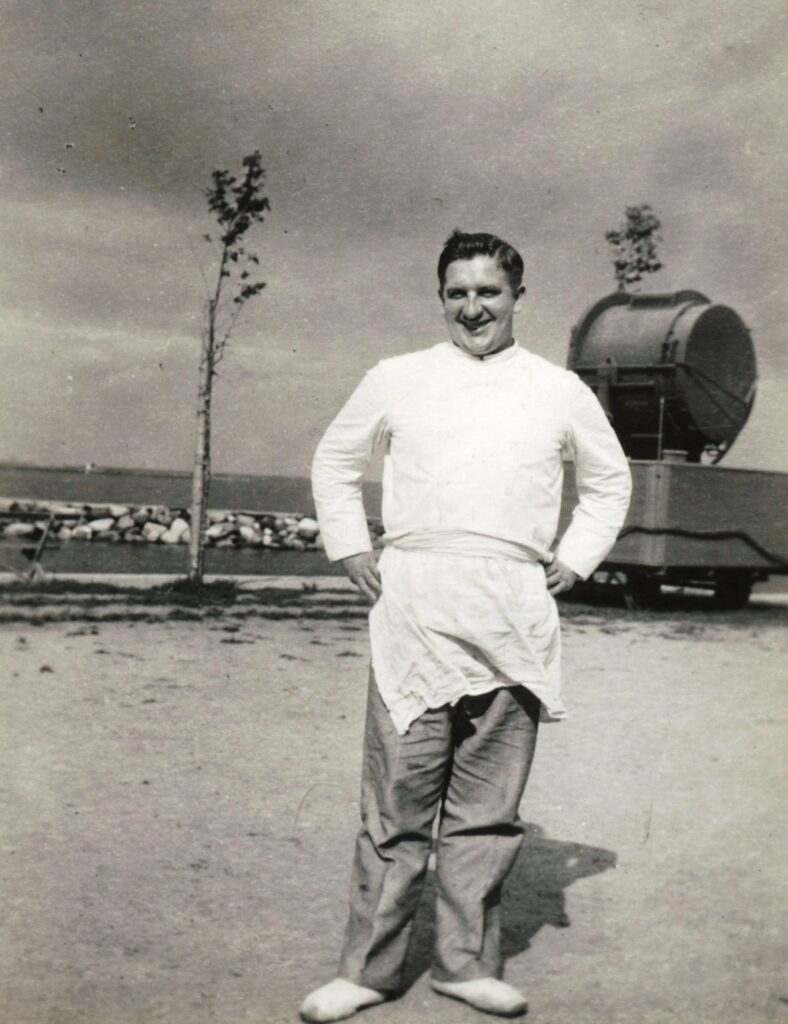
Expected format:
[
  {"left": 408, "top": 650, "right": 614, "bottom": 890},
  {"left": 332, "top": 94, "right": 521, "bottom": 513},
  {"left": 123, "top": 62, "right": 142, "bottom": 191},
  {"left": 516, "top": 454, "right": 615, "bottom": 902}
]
[
  {"left": 299, "top": 978, "right": 386, "bottom": 1023},
  {"left": 431, "top": 977, "right": 527, "bottom": 1017}
]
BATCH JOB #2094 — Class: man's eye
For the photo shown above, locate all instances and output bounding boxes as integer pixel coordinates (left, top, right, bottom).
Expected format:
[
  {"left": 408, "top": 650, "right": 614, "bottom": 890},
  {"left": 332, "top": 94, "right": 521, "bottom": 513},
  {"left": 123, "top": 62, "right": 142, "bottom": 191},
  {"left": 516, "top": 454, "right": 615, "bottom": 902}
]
[
  {"left": 480, "top": 289, "right": 500, "bottom": 297},
  {"left": 447, "top": 292, "right": 465, "bottom": 299}
]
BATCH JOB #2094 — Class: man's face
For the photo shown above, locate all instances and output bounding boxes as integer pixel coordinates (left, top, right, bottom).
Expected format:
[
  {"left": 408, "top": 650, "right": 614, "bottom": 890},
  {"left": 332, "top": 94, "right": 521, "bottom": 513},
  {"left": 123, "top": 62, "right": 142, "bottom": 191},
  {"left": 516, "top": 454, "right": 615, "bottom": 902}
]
[{"left": 440, "top": 255, "right": 525, "bottom": 358}]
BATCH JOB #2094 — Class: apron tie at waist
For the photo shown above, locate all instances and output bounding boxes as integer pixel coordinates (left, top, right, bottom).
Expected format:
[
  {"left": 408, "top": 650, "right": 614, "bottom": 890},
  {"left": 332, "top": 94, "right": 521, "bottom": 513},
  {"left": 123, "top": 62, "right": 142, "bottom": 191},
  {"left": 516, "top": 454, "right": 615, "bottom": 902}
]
[{"left": 386, "top": 529, "right": 548, "bottom": 565}]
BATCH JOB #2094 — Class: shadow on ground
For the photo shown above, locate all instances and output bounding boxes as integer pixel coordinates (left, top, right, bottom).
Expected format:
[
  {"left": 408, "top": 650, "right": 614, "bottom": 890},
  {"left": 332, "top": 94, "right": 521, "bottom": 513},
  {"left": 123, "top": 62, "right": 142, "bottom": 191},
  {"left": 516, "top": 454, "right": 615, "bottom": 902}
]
[
  {"left": 400, "top": 823, "right": 616, "bottom": 990},
  {"left": 1, "top": 577, "right": 784, "bottom": 629}
]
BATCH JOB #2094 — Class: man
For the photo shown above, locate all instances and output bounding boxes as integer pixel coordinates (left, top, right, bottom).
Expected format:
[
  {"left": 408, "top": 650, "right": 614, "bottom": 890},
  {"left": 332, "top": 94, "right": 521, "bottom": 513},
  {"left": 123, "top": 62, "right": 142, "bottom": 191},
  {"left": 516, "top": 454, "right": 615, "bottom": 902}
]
[{"left": 302, "top": 231, "right": 631, "bottom": 1022}]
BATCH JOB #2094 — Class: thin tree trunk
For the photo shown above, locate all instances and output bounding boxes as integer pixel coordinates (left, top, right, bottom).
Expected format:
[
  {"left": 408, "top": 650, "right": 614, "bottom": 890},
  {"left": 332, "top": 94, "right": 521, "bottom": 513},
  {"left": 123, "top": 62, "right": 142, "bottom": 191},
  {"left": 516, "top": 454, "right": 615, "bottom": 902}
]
[{"left": 188, "top": 331, "right": 214, "bottom": 582}]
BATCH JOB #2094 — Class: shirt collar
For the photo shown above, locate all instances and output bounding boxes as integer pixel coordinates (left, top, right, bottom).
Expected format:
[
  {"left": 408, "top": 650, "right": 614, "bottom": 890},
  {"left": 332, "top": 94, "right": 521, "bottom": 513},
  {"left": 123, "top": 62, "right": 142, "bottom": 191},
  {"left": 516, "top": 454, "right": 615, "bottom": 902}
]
[{"left": 444, "top": 338, "right": 521, "bottom": 365}]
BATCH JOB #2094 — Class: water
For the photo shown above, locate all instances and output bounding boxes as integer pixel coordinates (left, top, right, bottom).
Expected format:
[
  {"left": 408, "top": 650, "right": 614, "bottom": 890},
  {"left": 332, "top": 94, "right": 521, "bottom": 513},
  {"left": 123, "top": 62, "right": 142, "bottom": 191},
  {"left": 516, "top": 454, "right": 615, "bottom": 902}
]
[{"left": 0, "top": 463, "right": 381, "bottom": 515}]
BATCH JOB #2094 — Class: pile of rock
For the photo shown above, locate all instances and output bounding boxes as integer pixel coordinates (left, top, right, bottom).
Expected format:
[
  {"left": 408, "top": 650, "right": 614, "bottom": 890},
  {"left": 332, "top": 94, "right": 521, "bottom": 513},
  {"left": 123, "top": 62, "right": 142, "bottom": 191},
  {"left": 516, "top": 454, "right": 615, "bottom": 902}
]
[{"left": 0, "top": 499, "right": 384, "bottom": 551}]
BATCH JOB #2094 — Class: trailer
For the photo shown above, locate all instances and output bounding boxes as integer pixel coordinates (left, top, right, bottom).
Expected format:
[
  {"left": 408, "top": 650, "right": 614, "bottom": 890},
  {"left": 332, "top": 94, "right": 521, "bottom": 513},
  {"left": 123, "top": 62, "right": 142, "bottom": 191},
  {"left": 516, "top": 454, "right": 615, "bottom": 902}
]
[{"left": 560, "top": 461, "right": 787, "bottom": 608}]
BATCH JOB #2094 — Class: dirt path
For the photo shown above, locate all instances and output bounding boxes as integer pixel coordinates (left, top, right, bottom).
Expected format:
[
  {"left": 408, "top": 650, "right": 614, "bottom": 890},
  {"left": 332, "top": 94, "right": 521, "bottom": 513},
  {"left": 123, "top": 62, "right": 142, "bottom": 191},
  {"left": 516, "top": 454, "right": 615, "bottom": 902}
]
[{"left": 1, "top": 583, "right": 786, "bottom": 1023}]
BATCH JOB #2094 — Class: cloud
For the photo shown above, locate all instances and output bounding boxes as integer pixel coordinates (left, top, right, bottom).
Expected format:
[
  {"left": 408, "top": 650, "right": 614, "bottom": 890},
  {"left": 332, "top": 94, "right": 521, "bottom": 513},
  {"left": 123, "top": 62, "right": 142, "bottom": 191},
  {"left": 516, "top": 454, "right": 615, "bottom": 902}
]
[{"left": 1, "top": 0, "right": 785, "bottom": 472}]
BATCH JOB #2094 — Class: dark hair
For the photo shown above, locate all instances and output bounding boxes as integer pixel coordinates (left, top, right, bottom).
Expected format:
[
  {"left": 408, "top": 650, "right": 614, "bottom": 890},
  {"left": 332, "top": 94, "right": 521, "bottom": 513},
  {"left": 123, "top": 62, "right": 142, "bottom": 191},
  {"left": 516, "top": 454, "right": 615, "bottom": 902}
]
[{"left": 437, "top": 230, "right": 525, "bottom": 295}]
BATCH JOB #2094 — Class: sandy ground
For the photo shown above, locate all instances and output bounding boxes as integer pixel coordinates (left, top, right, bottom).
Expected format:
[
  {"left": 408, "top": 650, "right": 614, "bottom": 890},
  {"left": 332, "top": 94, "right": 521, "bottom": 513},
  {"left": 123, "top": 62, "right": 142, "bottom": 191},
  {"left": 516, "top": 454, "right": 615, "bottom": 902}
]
[{"left": 0, "top": 578, "right": 786, "bottom": 1024}]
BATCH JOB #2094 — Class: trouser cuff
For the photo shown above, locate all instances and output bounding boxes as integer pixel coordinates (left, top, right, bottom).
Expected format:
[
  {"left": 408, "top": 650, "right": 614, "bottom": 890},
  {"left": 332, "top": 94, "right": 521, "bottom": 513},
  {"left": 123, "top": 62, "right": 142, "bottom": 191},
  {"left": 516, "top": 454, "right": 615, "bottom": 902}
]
[{"left": 430, "top": 963, "right": 502, "bottom": 983}]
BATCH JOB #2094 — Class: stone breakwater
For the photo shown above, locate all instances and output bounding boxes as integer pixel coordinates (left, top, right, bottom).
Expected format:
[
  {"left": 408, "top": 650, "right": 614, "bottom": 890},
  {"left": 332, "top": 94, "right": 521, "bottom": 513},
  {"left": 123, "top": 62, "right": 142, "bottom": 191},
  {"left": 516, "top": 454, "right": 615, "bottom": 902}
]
[{"left": 0, "top": 499, "right": 385, "bottom": 551}]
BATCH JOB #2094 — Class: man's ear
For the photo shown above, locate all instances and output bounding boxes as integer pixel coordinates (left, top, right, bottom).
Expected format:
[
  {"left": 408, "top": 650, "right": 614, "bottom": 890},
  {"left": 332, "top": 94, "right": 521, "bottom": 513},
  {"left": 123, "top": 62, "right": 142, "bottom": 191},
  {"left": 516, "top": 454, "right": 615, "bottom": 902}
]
[{"left": 514, "top": 286, "right": 526, "bottom": 312}]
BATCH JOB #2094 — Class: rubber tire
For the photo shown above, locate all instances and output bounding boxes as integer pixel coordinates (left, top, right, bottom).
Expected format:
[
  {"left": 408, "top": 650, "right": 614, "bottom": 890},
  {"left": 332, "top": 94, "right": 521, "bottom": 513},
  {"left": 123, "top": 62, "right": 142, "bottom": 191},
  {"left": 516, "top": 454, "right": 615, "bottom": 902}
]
[
  {"left": 624, "top": 573, "right": 662, "bottom": 610},
  {"left": 713, "top": 571, "right": 752, "bottom": 611}
]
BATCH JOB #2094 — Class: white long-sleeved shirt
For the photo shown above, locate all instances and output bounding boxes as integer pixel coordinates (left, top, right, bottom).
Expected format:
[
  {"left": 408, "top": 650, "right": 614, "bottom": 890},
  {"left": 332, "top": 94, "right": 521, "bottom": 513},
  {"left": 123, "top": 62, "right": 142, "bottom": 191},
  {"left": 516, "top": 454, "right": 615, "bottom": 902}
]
[
  {"left": 312, "top": 340, "right": 631, "bottom": 735},
  {"left": 312, "top": 340, "right": 631, "bottom": 580}
]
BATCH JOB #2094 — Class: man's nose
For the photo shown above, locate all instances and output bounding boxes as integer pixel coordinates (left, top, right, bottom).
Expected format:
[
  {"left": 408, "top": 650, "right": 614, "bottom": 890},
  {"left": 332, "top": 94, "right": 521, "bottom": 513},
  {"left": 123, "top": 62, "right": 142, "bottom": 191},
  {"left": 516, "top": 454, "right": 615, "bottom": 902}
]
[{"left": 462, "top": 294, "right": 482, "bottom": 319}]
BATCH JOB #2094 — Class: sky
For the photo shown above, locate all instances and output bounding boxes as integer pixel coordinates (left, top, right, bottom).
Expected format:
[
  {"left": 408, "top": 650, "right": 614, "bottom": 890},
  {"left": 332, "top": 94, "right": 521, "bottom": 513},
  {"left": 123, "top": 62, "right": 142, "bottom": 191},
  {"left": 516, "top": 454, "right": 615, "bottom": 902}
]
[{"left": 1, "top": 0, "right": 786, "bottom": 476}]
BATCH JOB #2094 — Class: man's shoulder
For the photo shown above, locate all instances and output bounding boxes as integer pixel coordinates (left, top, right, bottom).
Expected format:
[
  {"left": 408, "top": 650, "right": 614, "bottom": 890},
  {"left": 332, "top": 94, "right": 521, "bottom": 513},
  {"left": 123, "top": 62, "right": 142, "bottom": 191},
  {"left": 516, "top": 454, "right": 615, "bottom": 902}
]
[
  {"left": 517, "top": 348, "right": 581, "bottom": 391},
  {"left": 368, "top": 343, "right": 445, "bottom": 379}
]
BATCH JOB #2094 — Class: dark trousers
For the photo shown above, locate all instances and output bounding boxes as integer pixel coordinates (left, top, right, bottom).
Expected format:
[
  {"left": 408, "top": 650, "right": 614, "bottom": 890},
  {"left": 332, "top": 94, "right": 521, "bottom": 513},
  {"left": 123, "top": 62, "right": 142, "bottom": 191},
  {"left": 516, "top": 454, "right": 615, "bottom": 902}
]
[{"left": 338, "top": 672, "right": 540, "bottom": 992}]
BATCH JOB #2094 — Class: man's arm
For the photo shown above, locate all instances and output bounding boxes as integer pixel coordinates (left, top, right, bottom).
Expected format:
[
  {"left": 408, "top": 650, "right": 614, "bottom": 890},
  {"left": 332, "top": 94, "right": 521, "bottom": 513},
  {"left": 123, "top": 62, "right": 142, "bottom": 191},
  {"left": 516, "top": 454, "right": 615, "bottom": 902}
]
[
  {"left": 311, "top": 367, "right": 389, "bottom": 598},
  {"left": 339, "top": 551, "right": 383, "bottom": 604},
  {"left": 554, "top": 376, "right": 632, "bottom": 582},
  {"left": 543, "top": 555, "right": 579, "bottom": 596}
]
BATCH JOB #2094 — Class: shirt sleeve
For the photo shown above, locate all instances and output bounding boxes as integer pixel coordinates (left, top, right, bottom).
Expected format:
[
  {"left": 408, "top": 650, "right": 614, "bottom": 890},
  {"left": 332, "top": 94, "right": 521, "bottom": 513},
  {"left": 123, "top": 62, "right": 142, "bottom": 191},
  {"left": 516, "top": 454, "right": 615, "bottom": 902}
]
[
  {"left": 311, "top": 366, "right": 389, "bottom": 562},
  {"left": 555, "top": 376, "right": 632, "bottom": 579}
]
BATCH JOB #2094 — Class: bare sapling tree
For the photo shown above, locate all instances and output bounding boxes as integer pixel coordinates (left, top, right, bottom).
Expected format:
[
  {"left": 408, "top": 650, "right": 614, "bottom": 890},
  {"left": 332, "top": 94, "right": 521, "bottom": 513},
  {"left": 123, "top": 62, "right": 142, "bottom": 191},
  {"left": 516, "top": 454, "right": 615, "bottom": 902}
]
[
  {"left": 605, "top": 204, "right": 662, "bottom": 291},
  {"left": 188, "top": 150, "right": 270, "bottom": 583}
]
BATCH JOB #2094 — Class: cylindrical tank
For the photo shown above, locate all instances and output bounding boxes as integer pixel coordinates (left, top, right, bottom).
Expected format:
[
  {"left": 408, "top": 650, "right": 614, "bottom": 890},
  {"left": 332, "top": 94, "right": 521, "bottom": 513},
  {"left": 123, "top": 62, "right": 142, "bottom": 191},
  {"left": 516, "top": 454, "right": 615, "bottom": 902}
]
[{"left": 568, "top": 291, "right": 757, "bottom": 461}]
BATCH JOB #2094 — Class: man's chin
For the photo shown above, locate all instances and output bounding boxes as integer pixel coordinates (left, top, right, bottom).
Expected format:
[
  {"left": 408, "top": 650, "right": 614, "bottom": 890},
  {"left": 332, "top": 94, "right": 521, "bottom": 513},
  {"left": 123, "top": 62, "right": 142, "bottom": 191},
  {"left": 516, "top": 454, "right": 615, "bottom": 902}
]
[
  {"left": 450, "top": 335, "right": 487, "bottom": 356},
  {"left": 451, "top": 334, "right": 503, "bottom": 357}
]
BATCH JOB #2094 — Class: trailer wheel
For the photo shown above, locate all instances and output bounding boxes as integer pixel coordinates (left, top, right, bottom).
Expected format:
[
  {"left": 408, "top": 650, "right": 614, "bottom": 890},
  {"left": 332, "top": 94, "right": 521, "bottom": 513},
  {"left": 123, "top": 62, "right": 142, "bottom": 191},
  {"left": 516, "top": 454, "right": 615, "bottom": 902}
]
[
  {"left": 713, "top": 571, "right": 752, "bottom": 610},
  {"left": 624, "top": 573, "right": 662, "bottom": 610}
]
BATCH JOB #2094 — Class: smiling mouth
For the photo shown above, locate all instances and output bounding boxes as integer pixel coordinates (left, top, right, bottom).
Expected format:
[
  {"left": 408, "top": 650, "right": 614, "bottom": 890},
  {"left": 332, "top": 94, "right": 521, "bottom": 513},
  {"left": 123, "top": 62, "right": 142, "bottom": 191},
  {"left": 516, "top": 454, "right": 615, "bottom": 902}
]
[{"left": 460, "top": 319, "right": 493, "bottom": 334}]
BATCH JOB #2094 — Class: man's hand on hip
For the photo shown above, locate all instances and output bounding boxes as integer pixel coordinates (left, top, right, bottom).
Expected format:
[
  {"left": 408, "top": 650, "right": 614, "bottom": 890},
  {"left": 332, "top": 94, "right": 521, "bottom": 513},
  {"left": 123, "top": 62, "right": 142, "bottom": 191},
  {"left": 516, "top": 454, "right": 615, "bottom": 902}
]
[
  {"left": 544, "top": 557, "right": 579, "bottom": 596},
  {"left": 340, "top": 551, "right": 382, "bottom": 604}
]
